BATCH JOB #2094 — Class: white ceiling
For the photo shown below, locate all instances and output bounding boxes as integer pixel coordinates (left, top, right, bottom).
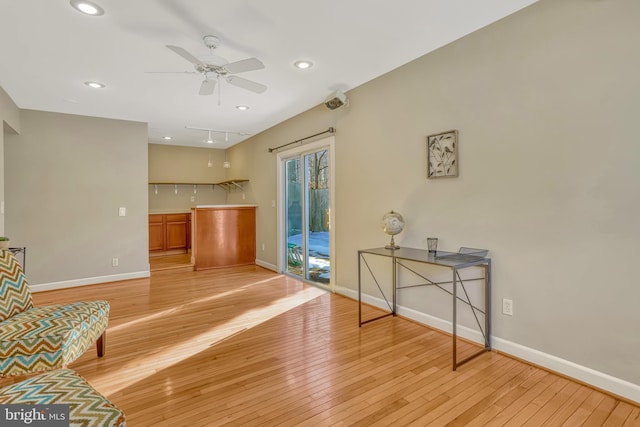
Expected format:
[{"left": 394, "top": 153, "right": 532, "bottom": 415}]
[{"left": 0, "top": 0, "right": 537, "bottom": 149}]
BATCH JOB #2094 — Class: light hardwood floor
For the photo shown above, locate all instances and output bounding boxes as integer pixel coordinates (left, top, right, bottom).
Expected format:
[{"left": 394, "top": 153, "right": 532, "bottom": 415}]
[
  {"left": 3, "top": 265, "right": 639, "bottom": 426},
  {"left": 149, "top": 252, "right": 193, "bottom": 272}
]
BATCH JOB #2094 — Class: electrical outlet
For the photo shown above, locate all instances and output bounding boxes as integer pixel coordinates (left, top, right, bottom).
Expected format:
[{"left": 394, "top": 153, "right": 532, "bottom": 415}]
[
  {"left": 502, "top": 298, "right": 513, "bottom": 316},
  {"left": 112, "top": 257, "right": 119, "bottom": 267},
  {"left": 190, "top": 196, "right": 195, "bottom": 202}
]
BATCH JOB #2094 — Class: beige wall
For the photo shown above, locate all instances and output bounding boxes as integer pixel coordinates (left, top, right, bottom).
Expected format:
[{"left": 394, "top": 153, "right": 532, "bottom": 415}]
[
  {"left": 148, "top": 144, "right": 228, "bottom": 212},
  {"left": 0, "top": 87, "right": 20, "bottom": 134},
  {"left": 0, "top": 86, "right": 20, "bottom": 236},
  {"left": 231, "top": 0, "right": 640, "bottom": 389},
  {"left": 1, "top": 0, "right": 638, "bottom": 397},
  {"left": 4, "top": 110, "right": 149, "bottom": 285}
]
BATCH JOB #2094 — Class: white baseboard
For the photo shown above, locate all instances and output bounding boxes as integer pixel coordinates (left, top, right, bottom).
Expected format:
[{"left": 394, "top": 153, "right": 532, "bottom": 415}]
[
  {"left": 492, "top": 337, "right": 640, "bottom": 403},
  {"left": 30, "top": 271, "right": 150, "bottom": 293},
  {"left": 335, "top": 285, "right": 485, "bottom": 344},
  {"left": 255, "top": 258, "right": 278, "bottom": 272},
  {"left": 334, "top": 286, "right": 640, "bottom": 404}
]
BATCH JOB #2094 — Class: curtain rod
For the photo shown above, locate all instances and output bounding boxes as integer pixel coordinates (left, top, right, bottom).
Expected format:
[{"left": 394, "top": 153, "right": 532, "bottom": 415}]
[{"left": 268, "top": 127, "right": 335, "bottom": 153}]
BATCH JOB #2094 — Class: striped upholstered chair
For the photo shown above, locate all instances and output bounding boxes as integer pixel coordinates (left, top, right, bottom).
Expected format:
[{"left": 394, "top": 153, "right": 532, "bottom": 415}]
[{"left": 0, "top": 250, "right": 110, "bottom": 376}]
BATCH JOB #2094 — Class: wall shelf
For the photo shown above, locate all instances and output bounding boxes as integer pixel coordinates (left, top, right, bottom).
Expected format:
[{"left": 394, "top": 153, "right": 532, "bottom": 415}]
[{"left": 149, "top": 179, "right": 248, "bottom": 193}]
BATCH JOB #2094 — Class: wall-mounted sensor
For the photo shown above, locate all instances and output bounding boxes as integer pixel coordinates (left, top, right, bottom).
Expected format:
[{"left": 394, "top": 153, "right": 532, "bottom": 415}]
[{"left": 324, "top": 90, "right": 348, "bottom": 110}]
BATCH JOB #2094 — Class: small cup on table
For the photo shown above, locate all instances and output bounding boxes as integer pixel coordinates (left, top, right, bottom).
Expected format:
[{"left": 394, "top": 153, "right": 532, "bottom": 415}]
[{"left": 427, "top": 237, "right": 438, "bottom": 254}]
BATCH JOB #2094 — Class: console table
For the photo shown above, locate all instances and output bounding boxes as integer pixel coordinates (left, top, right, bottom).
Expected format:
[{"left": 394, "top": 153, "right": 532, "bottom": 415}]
[{"left": 357, "top": 246, "right": 491, "bottom": 370}]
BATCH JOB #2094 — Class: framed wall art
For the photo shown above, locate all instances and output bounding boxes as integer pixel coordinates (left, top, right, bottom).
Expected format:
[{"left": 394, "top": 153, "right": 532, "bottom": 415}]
[{"left": 427, "top": 130, "right": 458, "bottom": 178}]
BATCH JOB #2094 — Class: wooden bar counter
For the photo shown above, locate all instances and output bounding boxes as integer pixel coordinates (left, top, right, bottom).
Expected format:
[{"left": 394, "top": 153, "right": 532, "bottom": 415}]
[{"left": 191, "top": 205, "right": 257, "bottom": 270}]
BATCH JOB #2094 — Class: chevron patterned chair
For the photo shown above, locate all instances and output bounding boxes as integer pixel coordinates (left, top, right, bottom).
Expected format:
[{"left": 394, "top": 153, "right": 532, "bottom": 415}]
[
  {"left": 0, "top": 250, "right": 110, "bottom": 376},
  {"left": 0, "top": 368, "right": 125, "bottom": 426}
]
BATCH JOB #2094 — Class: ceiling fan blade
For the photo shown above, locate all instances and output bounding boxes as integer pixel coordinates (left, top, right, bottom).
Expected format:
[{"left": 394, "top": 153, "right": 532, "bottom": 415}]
[
  {"left": 226, "top": 76, "right": 267, "bottom": 94},
  {"left": 166, "top": 45, "right": 205, "bottom": 67},
  {"left": 144, "top": 71, "right": 198, "bottom": 74},
  {"left": 224, "top": 58, "right": 265, "bottom": 74},
  {"left": 199, "top": 79, "right": 216, "bottom": 95}
]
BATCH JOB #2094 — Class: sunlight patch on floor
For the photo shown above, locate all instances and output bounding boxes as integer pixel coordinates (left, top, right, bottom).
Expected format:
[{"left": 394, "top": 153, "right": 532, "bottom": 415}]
[
  {"left": 95, "top": 283, "right": 327, "bottom": 394},
  {"left": 108, "top": 275, "right": 288, "bottom": 333}
]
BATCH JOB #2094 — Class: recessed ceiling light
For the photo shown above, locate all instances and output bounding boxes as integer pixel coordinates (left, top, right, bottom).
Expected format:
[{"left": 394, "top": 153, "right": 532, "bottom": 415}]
[
  {"left": 162, "top": 136, "right": 172, "bottom": 140},
  {"left": 84, "top": 81, "right": 105, "bottom": 89},
  {"left": 294, "top": 60, "right": 313, "bottom": 70},
  {"left": 236, "top": 105, "right": 249, "bottom": 111},
  {"left": 70, "top": 0, "right": 104, "bottom": 16}
]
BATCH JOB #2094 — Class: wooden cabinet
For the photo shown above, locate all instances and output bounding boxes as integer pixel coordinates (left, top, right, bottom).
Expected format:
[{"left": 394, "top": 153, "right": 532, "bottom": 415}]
[
  {"left": 149, "top": 213, "right": 191, "bottom": 253},
  {"left": 192, "top": 206, "right": 256, "bottom": 270},
  {"left": 165, "top": 214, "right": 189, "bottom": 250},
  {"left": 148, "top": 214, "right": 165, "bottom": 251}
]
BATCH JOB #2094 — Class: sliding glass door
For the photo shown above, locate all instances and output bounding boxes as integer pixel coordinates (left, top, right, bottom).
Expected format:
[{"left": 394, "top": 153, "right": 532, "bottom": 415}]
[{"left": 283, "top": 147, "right": 331, "bottom": 285}]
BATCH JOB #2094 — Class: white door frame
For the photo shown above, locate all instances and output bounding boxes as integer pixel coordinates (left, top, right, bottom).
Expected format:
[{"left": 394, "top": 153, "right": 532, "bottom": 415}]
[{"left": 276, "top": 136, "right": 336, "bottom": 291}]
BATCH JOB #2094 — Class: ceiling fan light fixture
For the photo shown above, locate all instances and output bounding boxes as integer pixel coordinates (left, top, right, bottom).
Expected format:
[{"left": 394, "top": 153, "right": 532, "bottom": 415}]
[
  {"left": 236, "top": 105, "right": 249, "bottom": 111},
  {"left": 163, "top": 37, "right": 267, "bottom": 98},
  {"left": 70, "top": 0, "right": 104, "bottom": 16},
  {"left": 294, "top": 60, "right": 313, "bottom": 70},
  {"left": 84, "top": 81, "right": 105, "bottom": 89}
]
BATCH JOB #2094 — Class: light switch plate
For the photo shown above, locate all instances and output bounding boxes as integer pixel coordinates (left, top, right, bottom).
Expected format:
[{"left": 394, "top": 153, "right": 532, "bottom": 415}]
[{"left": 118, "top": 207, "right": 126, "bottom": 217}]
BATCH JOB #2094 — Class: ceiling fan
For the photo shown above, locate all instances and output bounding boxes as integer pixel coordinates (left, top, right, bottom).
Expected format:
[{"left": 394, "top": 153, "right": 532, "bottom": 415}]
[{"left": 160, "top": 35, "right": 267, "bottom": 96}]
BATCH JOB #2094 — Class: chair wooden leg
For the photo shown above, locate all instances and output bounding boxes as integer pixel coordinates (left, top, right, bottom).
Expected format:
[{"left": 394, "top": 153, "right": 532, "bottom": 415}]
[{"left": 96, "top": 331, "right": 106, "bottom": 357}]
